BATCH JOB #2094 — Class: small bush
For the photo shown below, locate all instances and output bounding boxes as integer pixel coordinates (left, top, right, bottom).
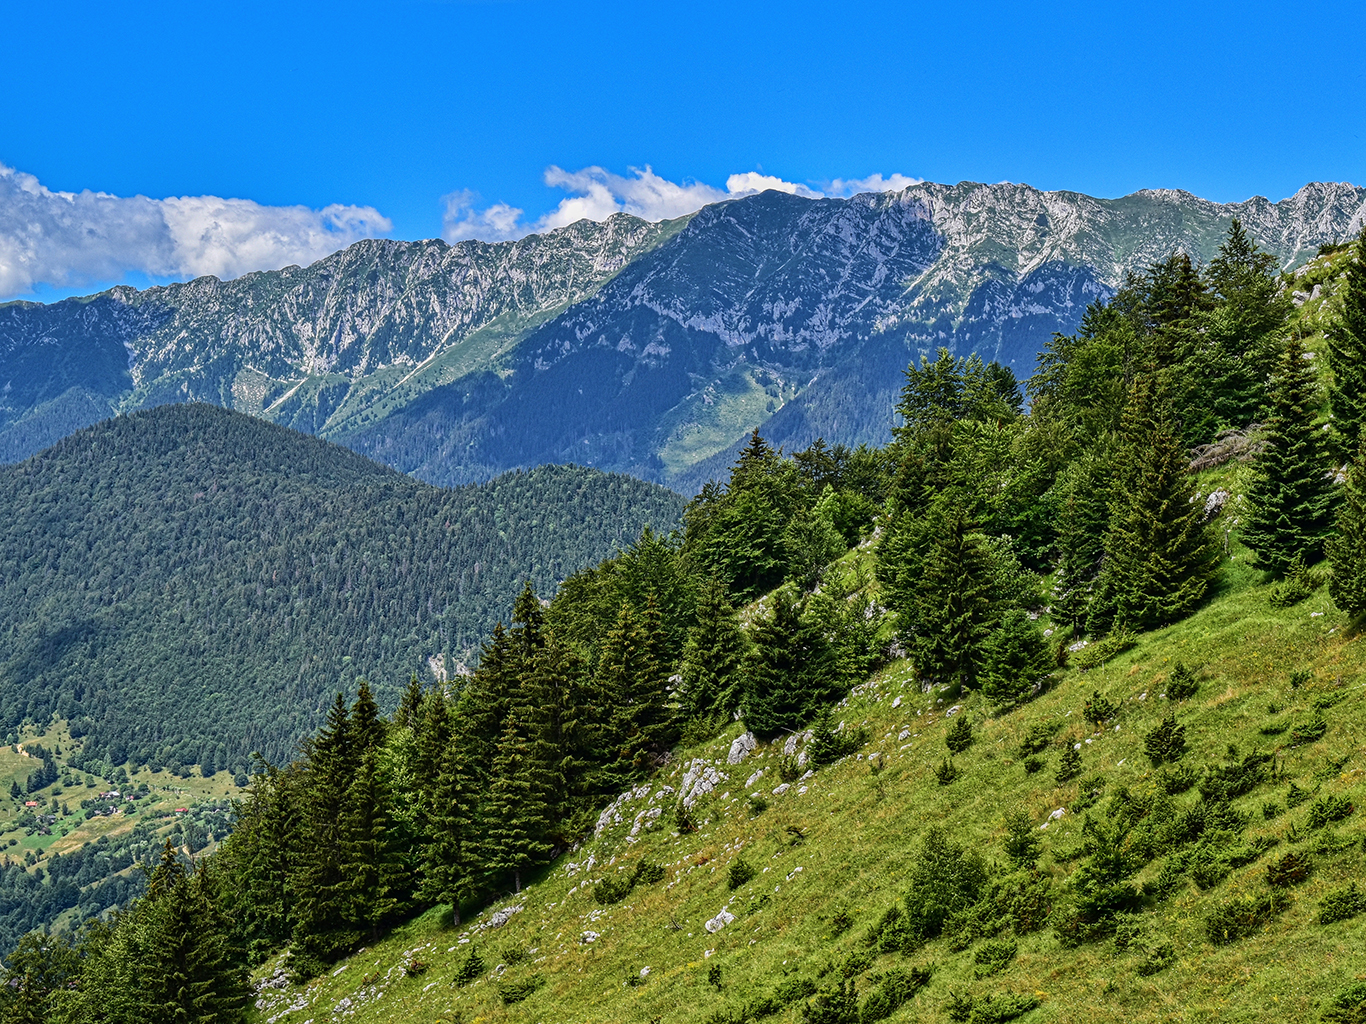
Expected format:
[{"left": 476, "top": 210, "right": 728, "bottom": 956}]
[
  {"left": 676, "top": 801, "right": 699, "bottom": 833},
  {"left": 774, "top": 977, "right": 818, "bottom": 1005},
  {"left": 1016, "top": 722, "right": 1057, "bottom": 756},
  {"left": 1002, "top": 810, "right": 1041, "bottom": 868},
  {"left": 403, "top": 958, "right": 429, "bottom": 976},
  {"left": 935, "top": 758, "right": 960, "bottom": 786},
  {"left": 1322, "top": 982, "right": 1366, "bottom": 1023},
  {"left": 1166, "top": 662, "right": 1199, "bottom": 701},
  {"left": 497, "top": 975, "right": 544, "bottom": 1005},
  {"left": 1287, "top": 781, "right": 1312, "bottom": 808},
  {"left": 594, "top": 874, "right": 634, "bottom": 905},
  {"left": 829, "top": 906, "right": 856, "bottom": 937},
  {"left": 1319, "top": 882, "right": 1366, "bottom": 925},
  {"left": 1055, "top": 746, "right": 1082, "bottom": 784},
  {"left": 1069, "top": 776, "right": 1106, "bottom": 814},
  {"left": 1158, "top": 762, "right": 1198, "bottom": 794},
  {"left": 1269, "top": 554, "right": 1319, "bottom": 607},
  {"left": 1082, "top": 691, "right": 1118, "bottom": 728},
  {"left": 1289, "top": 669, "right": 1313, "bottom": 689},
  {"left": 1291, "top": 718, "right": 1329, "bottom": 746},
  {"left": 1306, "top": 795, "right": 1354, "bottom": 829},
  {"left": 708, "top": 962, "right": 723, "bottom": 991},
  {"left": 955, "top": 992, "right": 1041, "bottom": 1023},
  {"left": 802, "top": 979, "right": 857, "bottom": 1024},
  {"left": 973, "top": 939, "right": 1018, "bottom": 978},
  {"left": 1022, "top": 754, "right": 1046, "bottom": 775},
  {"left": 453, "top": 947, "right": 484, "bottom": 986},
  {"left": 858, "top": 966, "right": 932, "bottom": 1024},
  {"left": 727, "top": 858, "right": 757, "bottom": 890},
  {"left": 1136, "top": 941, "right": 1176, "bottom": 976},
  {"left": 809, "top": 708, "right": 869, "bottom": 767},
  {"left": 1073, "top": 629, "right": 1137, "bottom": 670},
  {"left": 1144, "top": 714, "right": 1187, "bottom": 767},
  {"left": 1263, "top": 801, "right": 1283, "bottom": 819},
  {"left": 1199, "top": 752, "right": 1272, "bottom": 802},
  {"left": 1266, "top": 851, "right": 1312, "bottom": 887},
  {"left": 1204, "top": 890, "right": 1289, "bottom": 945},
  {"left": 777, "top": 754, "right": 803, "bottom": 783},
  {"left": 499, "top": 942, "right": 528, "bottom": 966},
  {"left": 748, "top": 794, "right": 769, "bottom": 816},
  {"left": 904, "top": 827, "right": 988, "bottom": 941},
  {"left": 946, "top": 715, "right": 973, "bottom": 754}
]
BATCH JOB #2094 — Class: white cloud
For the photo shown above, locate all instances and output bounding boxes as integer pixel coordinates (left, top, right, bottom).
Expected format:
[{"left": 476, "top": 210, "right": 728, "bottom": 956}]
[
  {"left": 441, "top": 165, "right": 918, "bottom": 243},
  {"left": 0, "top": 162, "right": 391, "bottom": 300},
  {"left": 824, "top": 172, "right": 923, "bottom": 196}
]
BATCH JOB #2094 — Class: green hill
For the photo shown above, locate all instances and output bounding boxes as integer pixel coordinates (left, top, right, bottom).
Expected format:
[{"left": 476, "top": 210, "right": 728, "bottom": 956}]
[
  {"left": 0, "top": 404, "right": 685, "bottom": 769},
  {"left": 246, "top": 552, "right": 1365, "bottom": 1024}
]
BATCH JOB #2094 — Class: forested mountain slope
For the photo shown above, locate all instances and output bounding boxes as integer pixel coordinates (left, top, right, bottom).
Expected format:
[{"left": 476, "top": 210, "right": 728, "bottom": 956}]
[
  {"left": 0, "top": 404, "right": 684, "bottom": 770},
  {"left": 3, "top": 182, "right": 1363, "bottom": 489},
  {"left": 5, "top": 222, "right": 1366, "bottom": 1024}
]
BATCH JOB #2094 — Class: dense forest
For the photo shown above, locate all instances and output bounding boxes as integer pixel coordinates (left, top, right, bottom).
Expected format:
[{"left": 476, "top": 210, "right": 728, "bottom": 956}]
[
  {"left": 0, "top": 404, "right": 685, "bottom": 769},
  {"left": 3, "top": 223, "right": 1366, "bottom": 1023}
]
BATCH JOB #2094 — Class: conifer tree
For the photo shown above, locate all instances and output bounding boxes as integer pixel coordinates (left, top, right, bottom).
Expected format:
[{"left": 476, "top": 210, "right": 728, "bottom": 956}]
[
  {"left": 483, "top": 710, "right": 557, "bottom": 893},
  {"left": 337, "top": 749, "right": 403, "bottom": 939},
  {"left": 1327, "top": 230, "right": 1366, "bottom": 456},
  {"left": 978, "top": 608, "right": 1053, "bottom": 705},
  {"left": 598, "top": 599, "right": 673, "bottom": 783},
  {"left": 1051, "top": 448, "right": 1114, "bottom": 630},
  {"left": 678, "top": 578, "right": 748, "bottom": 725},
  {"left": 1327, "top": 437, "right": 1366, "bottom": 616},
  {"left": 1090, "top": 375, "right": 1220, "bottom": 632},
  {"left": 349, "top": 680, "right": 386, "bottom": 756},
  {"left": 1240, "top": 336, "right": 1338, "bottom": 574},
  {"left": 909, "top": 495, "right": 998, "bottom": 689},
  {"left": 419, "top": 732, "right": 480, "bottom": 924},
  {"left": 741, "top": 588, "right": 836, "bottom": 736}
]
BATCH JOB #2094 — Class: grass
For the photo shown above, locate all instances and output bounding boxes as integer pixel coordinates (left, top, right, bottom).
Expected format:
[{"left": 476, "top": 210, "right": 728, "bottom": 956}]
[{"left": 247, "top": 551, "right": 1366, "bottom": 1024}]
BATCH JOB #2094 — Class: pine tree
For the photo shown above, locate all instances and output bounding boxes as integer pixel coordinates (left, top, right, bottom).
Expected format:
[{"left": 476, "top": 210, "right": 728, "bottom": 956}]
[
  {"left": 740, "top": 588, "right": 836, "bottom": 736},
  {"left": 678, "top": 577, "right": 748, "bottom": 725},
  {"left": 1091, "top": 375, "right": 1221, "bottom": 632},
  {"left": 337, "top": 749, "right": 403, "bottom": 939},
  {"left": 978, "top": 608, "right": 1053, "bottom": 705},
  {"left": 909, "top": 495, "right": 998, "bottom": 689},
  {"left": 1327, "top": 436, "right": 1366, "bottom": 616},
  {"left": 1240, "top": 336, "right": 1338, "bottom": 574},
  {"left": 1327, "top": 230, "right": 1366, "bottom": 456}
]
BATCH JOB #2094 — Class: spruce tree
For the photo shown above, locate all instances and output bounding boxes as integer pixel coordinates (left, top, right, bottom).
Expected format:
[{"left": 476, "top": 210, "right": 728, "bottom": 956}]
[
  {"left": 337, "top": 749, "right": 403, "bottom": 939},
  {"left": 740, "top": 588, "right": 836, "bottom": 736},
  {"left": 483, "top": 711, "right": 557, "bottom": 893},
  {"left": 978, "top": 608, "right": 1052, "bottom": 705},
  {"left": 1327, "top": 436, "right": 1366, "bottom": 616},
  {"left": 909, "top": 495, "right": 998, "bottom": 689},
  {"left": 1051, "top": 448, "right": 1114, "bottom": 631},
  {"left": 1240, "top": 336, "right": 1338, "bottom": 574},
  {"left": 678, "top": 577, "right": 747, "bottom": 725},
  {"left": 1091, "top": 375, "right": 1221, "bottom": 632},
  {"left": 419, "top": 732, "right": 480, "bottom": 924},
  {"left": 597, "top": 599, "right": 673, "bottom": 783},
  {"left": 1327, "top": 230, "right": 1366, "bottom": 456}
]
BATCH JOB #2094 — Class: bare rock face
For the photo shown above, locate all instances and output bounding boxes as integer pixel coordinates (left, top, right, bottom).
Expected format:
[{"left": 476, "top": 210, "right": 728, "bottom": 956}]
[{"left": 727, "top": 732, "right": 757, "bottom": 764}]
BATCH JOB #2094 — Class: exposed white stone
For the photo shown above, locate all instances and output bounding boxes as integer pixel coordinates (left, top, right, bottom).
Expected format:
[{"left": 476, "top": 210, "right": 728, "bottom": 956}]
[
  {"left": 705, "top": 908, "right": 736, "bottom": 933},
  {"left": 727, "top": 732, "right": 757, "bottom": 764}
]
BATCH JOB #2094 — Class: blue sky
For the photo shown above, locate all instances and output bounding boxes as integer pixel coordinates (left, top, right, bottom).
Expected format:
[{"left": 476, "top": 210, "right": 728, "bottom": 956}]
[{"left": 2, "top": 0, "right": 1363, "bottom": 301}]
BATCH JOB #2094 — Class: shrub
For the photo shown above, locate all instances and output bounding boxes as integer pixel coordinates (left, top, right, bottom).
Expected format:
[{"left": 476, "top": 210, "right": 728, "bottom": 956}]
[
  {"left": 1269, "top": 553, "right": 1319, "bottom": 607},
  {"left": 1158, "top": 762, "right": 1198, "bottom": 794},
  {"left": 594, "top": 874, "right": 634, "bottom": 905},
  {"left": 904, "top": 827, "right": 988, "bottom": 940},
  {"left": 802, "top": 980, "right": 857, "bottom": 1024},
  {"left": 1286, "top": 781, "right": 1312, "bottom": 808},
  {"left": 1266, "top": 851, "right": 1312, "bottom": 887},
  {"left": 634, "top": 860, "right": 666, "bottom": 885},
  {"left": 809, "top": 708, "right": 868, "bottom": 767},
  {"left": 1022, "top": 755, "right": 1046, "bottom": 775},
  {"left": 727, "top": 858, "right": 757, "bottom": 890},
  {"left": 935, "top": 758, "right": 960, "bottom": 786},
  {"left": 1306, "top": 794, "right": 1354, "bottom": 829},
  {"left": 499, "top": 943, "right": 528, "bottom": 965},
  {"left": 829, "top": 907, "right": 856, "bottom": 937},
  {"left": 1002, "top": 810, "right": 1042, "bottom": 869},
  {"left": 1289, "top": 669, "right": 1313, "bottom": 689},
  {"left": 945, "top": 715, "right": 973, "bottom": 754},
  {"left": 1073, "top": 629, "right": 1137, "bottom": 670},
  {"left": 676, "top": 801, "right": 699, "bottom": 833},
  {"left": 777, "top": 754, "right": 803, "bottom": 783},
  {"left": 1083, "top": 691, "right": 1118, "bottom": 729},
  {"left": 497, "top": 975, "right": 544, "bottom": 1005},
  {"left": 1322, "top": 982, "right": 1366, "bottom": 1023},
  {"left": 1016, "top": 722, "right": 1057, "bottom": 756},
  {"left": 403, "top": 958, "right": 429, "bottom": 976},
  {"left": 748, "top": 794, "right": 769, "bottom": 816},
  {"left": 858, "top": 966, "right": 932, "bottom": 1024},
  {"left": 1136, "top": 941, "right": 1176, "bottom": 976},
  {"left": 708, "top": 962, "right": 723, "bottom": 990},
  {"left": 453, "top": 947, "right": 484, "bottom": 986},
  {"left": 1069, "top": 776, "right": 1106, "bottom": 814},
  {"left": 1055, "top": 746, "right": 1082, "bottom": 784},
  {"left": 973, "top": 939, "right": 1018, "bottom": 978},
  {"left": 774, "top": 977, "right": 818, "bottom": 1005},
  {"left": 1319, "top": 882, "right": 1366, "bottom": 925},
  {"left": 1167, "top": 661, "right": 1199, "bottom": 701},
  {"left": 1204, "top": 890, "right": 1289, "bottom": 944},
  {"left": 1144, "top": 714, "right": 1187, "bottom": 767},
  {"left": 1291, "top": 718, "right": 1329, "bottom": 746},
  {"left": 1199, "top": 752, "right": 1272, "bottom": 802},
  {"left": 950, "top": 992, "right": 1040, "bottom": 1023}
]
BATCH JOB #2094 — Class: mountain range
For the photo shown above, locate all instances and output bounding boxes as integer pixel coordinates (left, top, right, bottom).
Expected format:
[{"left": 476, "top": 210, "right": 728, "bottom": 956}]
[{"left": 3, "top": 180, "right": 1363, "bottom": 489}]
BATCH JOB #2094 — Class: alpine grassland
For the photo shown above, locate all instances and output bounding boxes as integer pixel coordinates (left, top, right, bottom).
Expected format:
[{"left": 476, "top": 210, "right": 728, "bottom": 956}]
[{"left": 245, "top": 542, "right": 1365, "bottom": 1024}]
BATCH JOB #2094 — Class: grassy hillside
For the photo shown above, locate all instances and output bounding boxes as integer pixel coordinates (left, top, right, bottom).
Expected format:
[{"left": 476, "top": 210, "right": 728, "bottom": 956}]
[{"left": 247, "top": 544, "right": 1365, "bottom": 1024}]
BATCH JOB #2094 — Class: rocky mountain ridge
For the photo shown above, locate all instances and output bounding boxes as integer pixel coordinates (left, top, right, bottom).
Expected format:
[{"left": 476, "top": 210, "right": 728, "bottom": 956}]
[{"left": 2, "top": 180, "right": 1363, "bottom": 486}]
